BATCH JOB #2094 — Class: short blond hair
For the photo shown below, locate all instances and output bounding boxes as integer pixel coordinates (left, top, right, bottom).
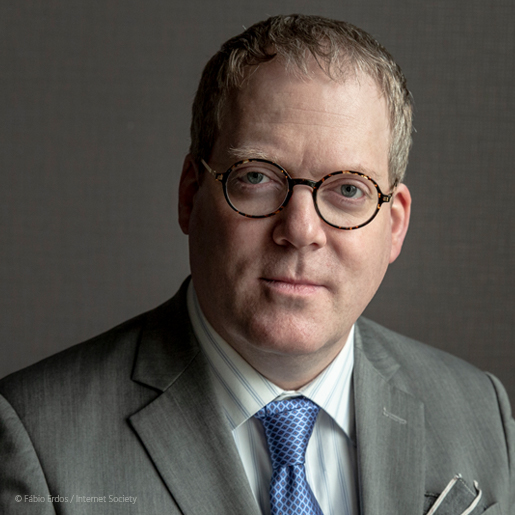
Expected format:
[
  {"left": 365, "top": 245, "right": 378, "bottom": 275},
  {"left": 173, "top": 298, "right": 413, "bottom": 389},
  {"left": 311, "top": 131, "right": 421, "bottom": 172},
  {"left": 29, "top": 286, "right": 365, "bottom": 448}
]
[{"left": 190, "top": 14, "right": 413, "bottom": 186}]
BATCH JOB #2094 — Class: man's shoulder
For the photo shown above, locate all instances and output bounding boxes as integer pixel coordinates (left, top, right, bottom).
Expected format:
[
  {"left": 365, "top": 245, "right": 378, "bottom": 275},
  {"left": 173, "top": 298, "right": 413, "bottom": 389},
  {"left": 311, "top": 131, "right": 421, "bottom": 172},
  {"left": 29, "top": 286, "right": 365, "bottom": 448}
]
[
  {"left": 0, "top": 292, "right": 185, "bottom": 411},
  {"left": 356, "top": 316, "right": 497, "bottom": 395},
  {"left": 0, "top": 314, "right": 135, "bottom": 411}
]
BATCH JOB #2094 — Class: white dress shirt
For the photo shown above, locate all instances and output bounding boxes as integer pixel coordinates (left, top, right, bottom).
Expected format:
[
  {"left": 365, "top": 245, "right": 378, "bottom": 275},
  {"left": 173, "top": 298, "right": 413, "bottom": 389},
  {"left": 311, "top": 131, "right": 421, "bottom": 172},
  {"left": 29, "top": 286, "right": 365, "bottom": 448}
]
[{"left": 187, "top": 283, "right": 358, "bottom": 515}]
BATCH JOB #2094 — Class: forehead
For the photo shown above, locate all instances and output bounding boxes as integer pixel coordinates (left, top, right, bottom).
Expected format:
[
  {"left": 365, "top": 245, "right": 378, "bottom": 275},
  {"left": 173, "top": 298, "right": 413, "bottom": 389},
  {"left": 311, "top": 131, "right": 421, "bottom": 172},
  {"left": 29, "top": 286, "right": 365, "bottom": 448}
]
[{"left": 214, "top": 58, "right": 390, "bottom": 181}]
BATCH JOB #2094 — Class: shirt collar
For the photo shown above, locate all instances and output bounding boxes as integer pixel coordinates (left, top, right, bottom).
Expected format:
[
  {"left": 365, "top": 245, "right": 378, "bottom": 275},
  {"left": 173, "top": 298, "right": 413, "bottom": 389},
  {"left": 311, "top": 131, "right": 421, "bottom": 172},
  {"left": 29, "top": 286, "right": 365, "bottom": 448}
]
[{"left": 187, "top": 282, "right": 355, "bottom": 439}]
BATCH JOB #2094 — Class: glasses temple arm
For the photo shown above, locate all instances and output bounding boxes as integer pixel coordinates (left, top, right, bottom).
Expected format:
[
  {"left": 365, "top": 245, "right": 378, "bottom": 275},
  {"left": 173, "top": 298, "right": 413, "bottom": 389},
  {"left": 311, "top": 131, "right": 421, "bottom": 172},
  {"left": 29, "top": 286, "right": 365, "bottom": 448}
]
[{"left": 200, "top": 158, "right": 221, "bottom": 179}]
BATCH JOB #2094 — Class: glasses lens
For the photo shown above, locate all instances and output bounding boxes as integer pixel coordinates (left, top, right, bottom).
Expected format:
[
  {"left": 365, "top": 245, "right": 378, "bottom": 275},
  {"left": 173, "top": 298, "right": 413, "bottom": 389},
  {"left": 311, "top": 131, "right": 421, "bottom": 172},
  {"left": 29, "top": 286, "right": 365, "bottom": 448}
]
[
  {"left": 225, "top": 161, "right": 289, "bottom": 216},
  {"left": 316, "top": 173, "right": 379, "bottom": 228}
]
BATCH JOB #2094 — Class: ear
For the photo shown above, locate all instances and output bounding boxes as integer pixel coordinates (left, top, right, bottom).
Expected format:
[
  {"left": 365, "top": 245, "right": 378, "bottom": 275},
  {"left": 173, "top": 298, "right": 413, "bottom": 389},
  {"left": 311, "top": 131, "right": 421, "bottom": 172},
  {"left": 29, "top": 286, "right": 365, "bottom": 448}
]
[
  {"left": 178, "top": 154, "right": 199, "bottom": 235},
  {"left": 389, "top": 183, "right": 411, "bottom": 263}
]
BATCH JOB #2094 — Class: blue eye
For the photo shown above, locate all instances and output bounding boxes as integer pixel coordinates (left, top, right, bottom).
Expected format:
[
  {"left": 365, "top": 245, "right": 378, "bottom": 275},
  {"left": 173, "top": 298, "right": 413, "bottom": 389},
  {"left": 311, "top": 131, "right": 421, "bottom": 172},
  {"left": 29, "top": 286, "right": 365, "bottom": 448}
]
[
  {"left": 340, "top": 184, "right": 364, "bottom": 198},
  {"left": 245, "top": 172, "right": 268, "bottom": 184}
]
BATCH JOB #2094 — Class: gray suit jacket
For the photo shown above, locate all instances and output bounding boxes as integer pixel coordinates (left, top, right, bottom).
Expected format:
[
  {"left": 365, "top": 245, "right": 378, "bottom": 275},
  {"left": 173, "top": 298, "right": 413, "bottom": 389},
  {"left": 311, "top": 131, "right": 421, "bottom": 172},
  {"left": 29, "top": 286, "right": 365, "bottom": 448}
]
[{"left": 1, "top": 279, "right": 514, "bottom": 514}]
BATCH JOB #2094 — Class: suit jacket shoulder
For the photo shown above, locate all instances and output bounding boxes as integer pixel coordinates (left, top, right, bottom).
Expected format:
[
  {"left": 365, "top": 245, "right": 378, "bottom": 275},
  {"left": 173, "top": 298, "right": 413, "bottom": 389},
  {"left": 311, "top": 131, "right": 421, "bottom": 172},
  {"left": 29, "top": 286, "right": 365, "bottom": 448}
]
[{"left": 356, "top": 316, "right": 496, "bottom": 391}]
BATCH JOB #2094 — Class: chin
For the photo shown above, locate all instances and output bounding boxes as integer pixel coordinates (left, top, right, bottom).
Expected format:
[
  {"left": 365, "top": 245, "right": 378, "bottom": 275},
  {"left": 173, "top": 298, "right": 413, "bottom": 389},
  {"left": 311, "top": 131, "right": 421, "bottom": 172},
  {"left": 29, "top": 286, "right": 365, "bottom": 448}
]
[{"left": 242, "top": 314, "right": 339, "bottom": 357}]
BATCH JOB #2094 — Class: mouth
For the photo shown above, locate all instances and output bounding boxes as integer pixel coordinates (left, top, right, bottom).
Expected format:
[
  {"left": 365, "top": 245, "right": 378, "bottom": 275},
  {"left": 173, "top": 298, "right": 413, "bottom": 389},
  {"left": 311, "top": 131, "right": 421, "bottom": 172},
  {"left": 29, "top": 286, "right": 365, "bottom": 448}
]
[{"left": 261, "top": 277, "right": 325, "bottom": 295}]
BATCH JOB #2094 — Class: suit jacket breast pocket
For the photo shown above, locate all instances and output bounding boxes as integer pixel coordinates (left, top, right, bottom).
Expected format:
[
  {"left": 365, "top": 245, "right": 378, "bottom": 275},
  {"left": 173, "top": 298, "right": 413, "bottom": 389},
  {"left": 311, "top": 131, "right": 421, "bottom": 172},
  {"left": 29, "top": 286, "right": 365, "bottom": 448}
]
[{"left": 423, "top": 475, "right": 497, "bottom": 515}]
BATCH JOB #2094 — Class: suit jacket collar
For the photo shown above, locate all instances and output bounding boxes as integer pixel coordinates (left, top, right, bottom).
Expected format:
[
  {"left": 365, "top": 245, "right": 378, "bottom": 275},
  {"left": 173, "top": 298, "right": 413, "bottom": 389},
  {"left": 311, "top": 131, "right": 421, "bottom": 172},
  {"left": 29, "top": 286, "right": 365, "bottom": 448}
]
[
  {"left": 129, "top": 278, "right": 261, "bottom": 515},
  {"left": 354, "top": 319, "right": 426, "bottom": 515},
  {"left": 131, "top": 278, "right": 199, "bottom": 392}
]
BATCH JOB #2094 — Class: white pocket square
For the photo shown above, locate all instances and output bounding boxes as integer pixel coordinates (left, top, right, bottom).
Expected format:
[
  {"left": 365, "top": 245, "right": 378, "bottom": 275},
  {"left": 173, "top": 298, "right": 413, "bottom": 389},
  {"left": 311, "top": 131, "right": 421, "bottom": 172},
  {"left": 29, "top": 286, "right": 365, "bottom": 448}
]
[{"left": 424, "top": 474, "right": 484, "bottom": 515}]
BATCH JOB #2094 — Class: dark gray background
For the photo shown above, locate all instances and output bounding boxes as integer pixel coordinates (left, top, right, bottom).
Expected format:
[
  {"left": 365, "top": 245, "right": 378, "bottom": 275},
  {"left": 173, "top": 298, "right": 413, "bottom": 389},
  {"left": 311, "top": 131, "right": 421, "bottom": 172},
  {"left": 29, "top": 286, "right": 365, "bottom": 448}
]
[{"left": 2, "top": 1, "right": 514, "bottom": 400}]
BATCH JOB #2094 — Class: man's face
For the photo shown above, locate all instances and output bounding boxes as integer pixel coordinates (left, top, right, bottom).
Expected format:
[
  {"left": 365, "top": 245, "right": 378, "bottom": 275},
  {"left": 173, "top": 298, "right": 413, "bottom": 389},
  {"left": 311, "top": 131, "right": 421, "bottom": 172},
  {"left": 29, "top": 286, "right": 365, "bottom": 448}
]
[{"left": 179, "top": 58, "right": 410, "bottom": 383}]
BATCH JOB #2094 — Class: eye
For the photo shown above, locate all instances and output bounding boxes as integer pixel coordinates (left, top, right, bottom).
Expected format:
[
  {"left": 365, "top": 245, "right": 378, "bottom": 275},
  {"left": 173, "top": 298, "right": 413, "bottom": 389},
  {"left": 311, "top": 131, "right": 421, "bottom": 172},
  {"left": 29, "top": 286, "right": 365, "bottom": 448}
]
[
  {"left": 229, "top": 163, "right": 285, "bottom": 189},
  {"left": 340, "top": 184, "right": 364, "bottom": 199},
  {"left": 244, "top": 171, "right": 270, "bottom": 185}
]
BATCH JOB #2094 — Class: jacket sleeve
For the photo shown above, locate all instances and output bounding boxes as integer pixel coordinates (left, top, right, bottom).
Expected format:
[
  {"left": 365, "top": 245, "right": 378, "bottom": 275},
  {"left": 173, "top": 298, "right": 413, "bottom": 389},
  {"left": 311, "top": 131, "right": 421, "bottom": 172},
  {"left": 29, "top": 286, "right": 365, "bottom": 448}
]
[
  {"left": 0, "top": 394, "right": 57, "bottom": 514},
  {"left": 486, "top": 373, "right": 515, "bottom": 513}
]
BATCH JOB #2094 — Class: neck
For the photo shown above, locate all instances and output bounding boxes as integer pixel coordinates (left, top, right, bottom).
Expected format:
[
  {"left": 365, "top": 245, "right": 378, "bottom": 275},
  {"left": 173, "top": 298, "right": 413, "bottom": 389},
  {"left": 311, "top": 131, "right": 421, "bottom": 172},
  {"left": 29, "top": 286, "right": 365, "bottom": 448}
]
[{"left": 226, "top": 333, "right": 350, "bottom": 390}]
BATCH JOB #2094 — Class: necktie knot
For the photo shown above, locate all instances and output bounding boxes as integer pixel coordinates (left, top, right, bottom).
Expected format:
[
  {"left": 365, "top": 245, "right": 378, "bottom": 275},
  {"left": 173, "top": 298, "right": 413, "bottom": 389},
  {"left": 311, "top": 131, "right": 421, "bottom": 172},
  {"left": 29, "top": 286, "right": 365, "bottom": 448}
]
[{"left": 254, "top": 397, "right": 320, "bottom": 469}]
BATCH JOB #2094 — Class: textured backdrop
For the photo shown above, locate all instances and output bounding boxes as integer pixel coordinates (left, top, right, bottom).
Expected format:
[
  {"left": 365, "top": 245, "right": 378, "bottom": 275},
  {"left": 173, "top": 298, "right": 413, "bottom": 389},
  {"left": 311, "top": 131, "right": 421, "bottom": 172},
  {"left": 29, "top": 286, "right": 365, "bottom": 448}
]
[{"left": 1, "top": 0, "right": 514, "bottom": 400}]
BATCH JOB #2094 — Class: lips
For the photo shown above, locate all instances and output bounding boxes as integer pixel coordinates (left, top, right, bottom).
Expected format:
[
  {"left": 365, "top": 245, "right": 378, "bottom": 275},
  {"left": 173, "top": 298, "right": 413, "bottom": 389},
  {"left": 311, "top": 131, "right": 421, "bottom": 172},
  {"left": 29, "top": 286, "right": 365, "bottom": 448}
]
[
  {"left": 265, "top": 276, "right": 322, "bottom": 287},
  {"left": 261, "top": 276, "right": 325, "bottom": 295}
]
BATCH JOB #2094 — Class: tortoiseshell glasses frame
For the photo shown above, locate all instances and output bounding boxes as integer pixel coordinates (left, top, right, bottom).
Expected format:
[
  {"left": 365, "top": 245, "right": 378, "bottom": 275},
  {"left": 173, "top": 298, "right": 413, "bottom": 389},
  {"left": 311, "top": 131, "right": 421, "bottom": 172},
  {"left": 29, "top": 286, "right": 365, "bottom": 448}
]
[{"left": 200, "top": 158, "right": 396, "bottom": 230}]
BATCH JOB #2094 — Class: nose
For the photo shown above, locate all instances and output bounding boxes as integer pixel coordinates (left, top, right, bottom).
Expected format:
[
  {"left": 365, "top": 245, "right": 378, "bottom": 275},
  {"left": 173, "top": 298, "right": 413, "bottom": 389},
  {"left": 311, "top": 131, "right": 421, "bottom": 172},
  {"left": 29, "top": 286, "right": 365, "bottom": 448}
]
[{"left": 272, "top": 184, "right": 327, "bottom": 249}]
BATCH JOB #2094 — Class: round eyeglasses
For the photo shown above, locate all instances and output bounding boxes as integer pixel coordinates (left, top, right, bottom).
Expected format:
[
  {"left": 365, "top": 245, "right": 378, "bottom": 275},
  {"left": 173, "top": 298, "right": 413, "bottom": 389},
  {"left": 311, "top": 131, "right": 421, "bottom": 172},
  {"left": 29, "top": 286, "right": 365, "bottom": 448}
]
[{"left": 201, "top": 158, "right": 395, "bottom": 230}]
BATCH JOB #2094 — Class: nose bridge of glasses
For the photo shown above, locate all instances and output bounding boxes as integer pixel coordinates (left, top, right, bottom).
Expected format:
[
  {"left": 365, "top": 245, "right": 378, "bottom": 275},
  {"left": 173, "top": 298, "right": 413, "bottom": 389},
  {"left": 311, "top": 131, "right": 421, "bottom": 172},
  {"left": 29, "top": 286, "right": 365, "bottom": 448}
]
[
  {"left": 282, "top": 177, "right": 320, "bottom": 216},
  {"left": 289, "top": 177, "right": 318, "bottom": 190}
]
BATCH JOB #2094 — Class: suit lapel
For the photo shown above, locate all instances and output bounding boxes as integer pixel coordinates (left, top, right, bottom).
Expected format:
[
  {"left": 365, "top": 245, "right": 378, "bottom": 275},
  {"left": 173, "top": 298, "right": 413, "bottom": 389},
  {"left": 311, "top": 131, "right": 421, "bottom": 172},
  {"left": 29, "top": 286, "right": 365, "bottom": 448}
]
[
  {"left": 129, "top": 280, "right": 260, "bottom": 515},
  {"left": 354, "top": 320, "right": 426, "bottom": 515}
]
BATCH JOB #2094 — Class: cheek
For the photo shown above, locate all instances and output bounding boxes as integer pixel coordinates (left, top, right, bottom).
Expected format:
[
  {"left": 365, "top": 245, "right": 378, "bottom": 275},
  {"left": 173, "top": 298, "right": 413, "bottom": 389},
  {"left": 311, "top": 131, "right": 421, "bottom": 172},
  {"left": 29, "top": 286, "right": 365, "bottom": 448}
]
[
  {"left": 332, "top": 219, "right": 392, "bottom": 288},
  {"left": 188, "top": 187, "right": 226, "bottom": 275},
  {"left": 189, "top": 187, "right": 269, "bottom": 279},
  {"left": 361, "top": 220, "right": 393, "bottom": 286}
]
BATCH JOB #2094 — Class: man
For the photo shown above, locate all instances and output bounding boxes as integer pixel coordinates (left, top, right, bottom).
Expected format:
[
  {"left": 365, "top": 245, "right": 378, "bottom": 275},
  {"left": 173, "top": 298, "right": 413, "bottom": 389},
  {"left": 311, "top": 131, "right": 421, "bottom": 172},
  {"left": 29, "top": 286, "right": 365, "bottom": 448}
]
[{"left": 0, "top": 14, "right": 513, "bottom": 515}]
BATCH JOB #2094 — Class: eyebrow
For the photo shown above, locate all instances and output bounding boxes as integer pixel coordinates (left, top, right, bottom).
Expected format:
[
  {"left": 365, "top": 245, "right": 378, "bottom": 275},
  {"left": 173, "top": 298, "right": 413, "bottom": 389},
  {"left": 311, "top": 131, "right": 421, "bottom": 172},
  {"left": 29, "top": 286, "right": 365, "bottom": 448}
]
[{"left": 227, "top": 146, "right": 277, "bottom": 162}]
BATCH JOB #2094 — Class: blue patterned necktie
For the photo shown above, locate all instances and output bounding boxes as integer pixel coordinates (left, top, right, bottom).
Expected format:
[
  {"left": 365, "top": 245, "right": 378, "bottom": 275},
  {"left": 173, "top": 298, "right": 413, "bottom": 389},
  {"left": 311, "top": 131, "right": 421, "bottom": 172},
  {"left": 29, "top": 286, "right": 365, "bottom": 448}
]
[{"left": 255, "top": 396, "right": 324, "bottom": 515}]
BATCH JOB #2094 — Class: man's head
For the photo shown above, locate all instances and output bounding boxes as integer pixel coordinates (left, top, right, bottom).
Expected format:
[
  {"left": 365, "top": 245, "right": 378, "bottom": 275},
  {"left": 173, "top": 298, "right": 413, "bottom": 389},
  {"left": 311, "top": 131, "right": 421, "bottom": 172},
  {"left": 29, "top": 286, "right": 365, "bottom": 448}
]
[
  {"left": 179, "top": 14, "right": 412, "bottom": 388},
  {"left": 190, "top": 14, "right": 413, "bottom": 187}
]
